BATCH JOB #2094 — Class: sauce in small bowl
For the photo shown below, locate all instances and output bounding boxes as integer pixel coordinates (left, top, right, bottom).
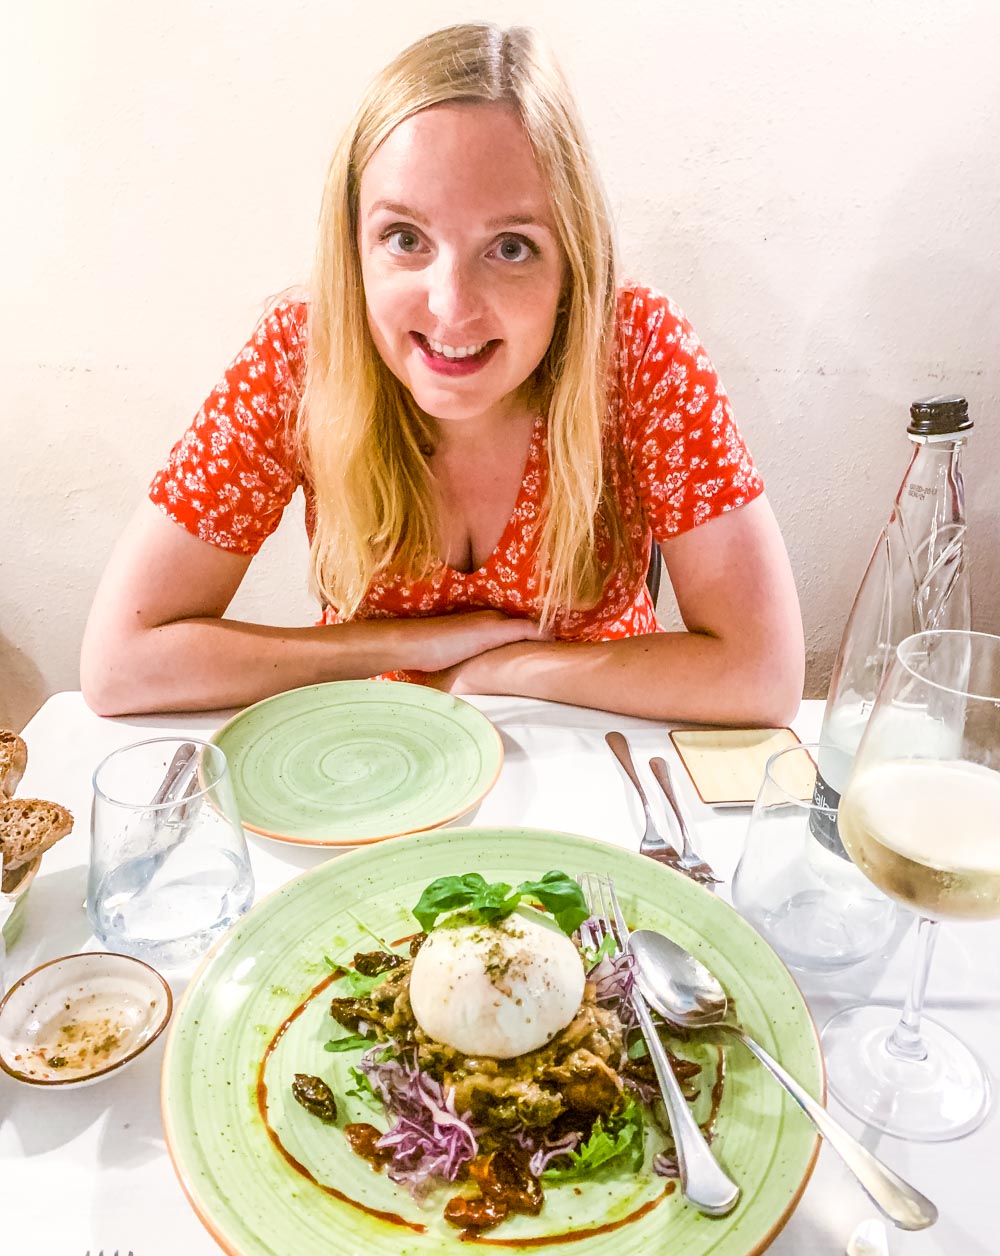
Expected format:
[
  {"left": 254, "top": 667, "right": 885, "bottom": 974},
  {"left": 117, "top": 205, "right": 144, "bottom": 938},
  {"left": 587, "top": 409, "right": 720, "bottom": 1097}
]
[{"left": 0, "top": 951, "right": 172, "bottom": 1087}]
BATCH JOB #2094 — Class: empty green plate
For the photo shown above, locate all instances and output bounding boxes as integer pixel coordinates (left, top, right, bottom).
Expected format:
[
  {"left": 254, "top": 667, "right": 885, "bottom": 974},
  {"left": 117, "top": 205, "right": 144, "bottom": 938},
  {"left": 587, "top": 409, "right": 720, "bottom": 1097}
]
[
  {"left": 162, "top": 827, "right": 822, "bottom": 1255},
  {"left": 213, "top": 682, "right": 503, "bottom": 846}
]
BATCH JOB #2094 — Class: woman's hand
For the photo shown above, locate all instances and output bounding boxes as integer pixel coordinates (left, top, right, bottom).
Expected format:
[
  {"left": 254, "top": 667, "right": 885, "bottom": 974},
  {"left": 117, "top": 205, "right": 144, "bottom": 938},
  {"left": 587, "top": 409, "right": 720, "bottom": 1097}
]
[{"left": 394, "top": 610, "right": 546, "bottom": 674}]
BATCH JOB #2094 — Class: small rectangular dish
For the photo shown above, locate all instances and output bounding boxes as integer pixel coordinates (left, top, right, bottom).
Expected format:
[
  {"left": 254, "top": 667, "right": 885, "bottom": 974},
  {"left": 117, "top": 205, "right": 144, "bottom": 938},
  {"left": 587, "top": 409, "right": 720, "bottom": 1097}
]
[{"left": 668, "top": 727, "right": 804, "bottom": 806}]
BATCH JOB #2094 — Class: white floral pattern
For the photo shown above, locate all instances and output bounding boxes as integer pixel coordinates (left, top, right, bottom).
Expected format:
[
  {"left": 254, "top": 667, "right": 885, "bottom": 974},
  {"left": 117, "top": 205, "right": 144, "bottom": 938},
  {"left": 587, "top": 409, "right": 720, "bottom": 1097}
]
[{"left": 150, "top": 285, "right": 763, "bottom": 650}]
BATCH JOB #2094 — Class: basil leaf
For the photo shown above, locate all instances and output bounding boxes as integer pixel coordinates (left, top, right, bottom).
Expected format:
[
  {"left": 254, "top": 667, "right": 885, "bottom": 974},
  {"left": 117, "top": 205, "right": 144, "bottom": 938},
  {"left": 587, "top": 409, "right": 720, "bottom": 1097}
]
[
  {"left": 470, "top": 880, "right": 519, "bottom": 921},
  {"left": 412, "top": 872, "right": 489, "bottom": 931},
  {"left": 413, "top": 869, "right": 586, "bottom": 936},
  {"left": 517, "top": 871, "right": 588, "bottom": 935}
]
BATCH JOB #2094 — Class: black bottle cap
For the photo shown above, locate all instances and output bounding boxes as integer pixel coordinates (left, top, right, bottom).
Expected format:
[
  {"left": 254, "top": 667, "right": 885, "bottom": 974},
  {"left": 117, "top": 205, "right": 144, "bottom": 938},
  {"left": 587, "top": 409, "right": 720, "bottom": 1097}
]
[{"left": 908, "top": 394, "right": 973, "bottom": 436}]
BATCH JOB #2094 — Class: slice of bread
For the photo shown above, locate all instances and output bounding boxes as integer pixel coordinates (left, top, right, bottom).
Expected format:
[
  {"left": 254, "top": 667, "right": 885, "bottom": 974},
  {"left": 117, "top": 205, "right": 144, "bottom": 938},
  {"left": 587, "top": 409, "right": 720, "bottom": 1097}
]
[
  {"left": 0, "top": 798, "right": 74, "bottom": 872},
  {"left": 0, "top": 730, "right": 27, "bottom": 799}
]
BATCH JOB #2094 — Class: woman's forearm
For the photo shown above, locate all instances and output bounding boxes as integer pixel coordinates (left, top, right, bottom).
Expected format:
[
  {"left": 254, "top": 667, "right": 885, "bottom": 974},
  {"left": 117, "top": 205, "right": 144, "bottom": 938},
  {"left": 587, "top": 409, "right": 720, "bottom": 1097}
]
[
  {"left": 81, "top": 612, "right": 543, "bottom": 717},
  {"left": 436, "top": 627, "right": 804, "bottom": 726}
]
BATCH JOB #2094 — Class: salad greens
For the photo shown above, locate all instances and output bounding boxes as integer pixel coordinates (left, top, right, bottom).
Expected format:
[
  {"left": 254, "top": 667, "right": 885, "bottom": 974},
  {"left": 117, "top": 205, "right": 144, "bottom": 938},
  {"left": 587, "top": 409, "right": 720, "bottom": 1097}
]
[
  {"left": 323, "top": 1032, "right": 372, "bottom": 1054},
  {"left": 413, "top": 869, "right": 588, "bottom": 935},
  {"left": 541, "top": 1096, "right": 645, "bottom": 1182},
  {"left": 322, "top": 958, "right": 391, "bottom": 998}
]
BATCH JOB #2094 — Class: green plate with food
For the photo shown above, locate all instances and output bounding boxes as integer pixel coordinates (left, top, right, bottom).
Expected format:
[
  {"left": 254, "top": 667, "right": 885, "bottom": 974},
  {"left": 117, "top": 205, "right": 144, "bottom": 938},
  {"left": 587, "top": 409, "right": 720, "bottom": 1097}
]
[
  {"left": 212, "top": 681, "right": 503, "bottom": 845},
  {"left": 161, "top": 828, "right": 821, "bottom": 1254}
]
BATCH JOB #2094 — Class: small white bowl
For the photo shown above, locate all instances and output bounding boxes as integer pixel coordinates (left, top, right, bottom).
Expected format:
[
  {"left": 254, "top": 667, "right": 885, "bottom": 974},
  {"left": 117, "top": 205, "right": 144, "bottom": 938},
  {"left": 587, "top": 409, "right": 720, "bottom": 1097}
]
[{"left": 0, "top": 952, "right": 172, "bottom": 1087}]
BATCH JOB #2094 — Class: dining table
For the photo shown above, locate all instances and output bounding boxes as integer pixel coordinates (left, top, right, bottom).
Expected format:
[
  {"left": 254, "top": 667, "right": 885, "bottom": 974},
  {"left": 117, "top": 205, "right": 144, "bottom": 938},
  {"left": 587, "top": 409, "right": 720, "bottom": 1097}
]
[{"left": 1, "top": 690, "right": 996, "bottom": 1256}]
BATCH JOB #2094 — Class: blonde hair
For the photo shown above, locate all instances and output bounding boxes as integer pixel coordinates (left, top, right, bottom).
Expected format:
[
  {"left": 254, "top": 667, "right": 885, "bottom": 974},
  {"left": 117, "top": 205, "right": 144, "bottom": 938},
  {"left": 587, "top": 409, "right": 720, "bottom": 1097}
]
[{"left": 299, "top": 22, "right": 622, "bottom": 623}]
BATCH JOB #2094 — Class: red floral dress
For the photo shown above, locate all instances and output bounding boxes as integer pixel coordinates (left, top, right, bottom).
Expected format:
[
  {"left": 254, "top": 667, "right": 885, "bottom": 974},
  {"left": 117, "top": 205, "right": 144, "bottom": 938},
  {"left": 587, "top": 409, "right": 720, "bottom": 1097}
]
[{"left": 150, "top": 285, "right": 763, "bottom": 647}]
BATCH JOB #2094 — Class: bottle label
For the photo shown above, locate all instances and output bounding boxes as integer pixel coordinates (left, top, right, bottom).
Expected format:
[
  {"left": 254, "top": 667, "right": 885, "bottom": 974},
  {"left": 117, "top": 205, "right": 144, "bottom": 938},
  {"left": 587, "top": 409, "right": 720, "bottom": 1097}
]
[{"left": 809, "top": 770, "right": 851, "bottom": 859}]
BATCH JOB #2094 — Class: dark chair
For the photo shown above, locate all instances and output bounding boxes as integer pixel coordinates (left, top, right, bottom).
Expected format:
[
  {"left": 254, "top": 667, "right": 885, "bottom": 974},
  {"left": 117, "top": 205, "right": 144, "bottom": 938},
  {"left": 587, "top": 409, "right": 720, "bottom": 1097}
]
[{"left": 645, "top": 544, "right": 662, "bottom": 604}]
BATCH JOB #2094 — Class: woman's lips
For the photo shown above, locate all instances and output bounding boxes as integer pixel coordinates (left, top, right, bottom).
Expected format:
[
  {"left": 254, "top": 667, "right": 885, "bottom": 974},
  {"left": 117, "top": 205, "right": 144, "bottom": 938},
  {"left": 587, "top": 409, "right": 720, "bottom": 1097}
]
[{"left": 411, "top": 333, "right": 500, "bottom": 377}]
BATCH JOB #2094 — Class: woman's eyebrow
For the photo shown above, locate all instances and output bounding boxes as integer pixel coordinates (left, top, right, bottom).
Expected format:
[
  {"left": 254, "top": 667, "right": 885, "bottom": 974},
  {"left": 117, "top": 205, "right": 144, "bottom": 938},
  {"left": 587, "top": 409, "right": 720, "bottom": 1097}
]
[
  {"left": 484, "top": 213, "right": 553, "bottom": 231},
  {"left": 366, "top": 199, "right": 427, "bottom": 221}
]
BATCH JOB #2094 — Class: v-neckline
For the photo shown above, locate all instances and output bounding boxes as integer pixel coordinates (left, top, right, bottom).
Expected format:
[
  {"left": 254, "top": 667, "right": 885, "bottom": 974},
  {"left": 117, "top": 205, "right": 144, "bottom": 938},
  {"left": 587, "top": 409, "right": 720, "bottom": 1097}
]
[{"left": 436, "top": 414, "right": 545, "bottom": 578}]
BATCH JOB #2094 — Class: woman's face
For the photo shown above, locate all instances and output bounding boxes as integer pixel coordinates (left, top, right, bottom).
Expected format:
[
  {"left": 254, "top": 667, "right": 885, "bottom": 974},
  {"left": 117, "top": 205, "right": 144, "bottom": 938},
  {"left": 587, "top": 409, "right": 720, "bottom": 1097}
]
[{"left": 357, "top": 101, "right": 565, "bottom": 432}]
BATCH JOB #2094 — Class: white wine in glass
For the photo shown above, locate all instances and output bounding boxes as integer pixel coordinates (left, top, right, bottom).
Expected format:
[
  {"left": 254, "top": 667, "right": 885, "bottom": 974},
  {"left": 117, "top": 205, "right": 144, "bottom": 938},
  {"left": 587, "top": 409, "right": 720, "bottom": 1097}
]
[
  {"left": 839, "top": 759, "right": 1000, "bottom": 922},
  {"left": 821, "top": 629, "right": 1000, "bottom": 1141}
]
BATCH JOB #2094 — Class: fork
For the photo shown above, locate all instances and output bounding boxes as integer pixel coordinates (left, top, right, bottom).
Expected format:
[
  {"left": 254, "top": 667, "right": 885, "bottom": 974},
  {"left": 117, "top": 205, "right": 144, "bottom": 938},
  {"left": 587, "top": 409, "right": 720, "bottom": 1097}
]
[
  {"left": 605, "top": 732, "right": 720, "bottom": 887},
  {"left": 648, "top": 756, "right": 721, "bottom": 886},
  {"left": 578, "top": 873, "right": 740, "bottom": 1216}
]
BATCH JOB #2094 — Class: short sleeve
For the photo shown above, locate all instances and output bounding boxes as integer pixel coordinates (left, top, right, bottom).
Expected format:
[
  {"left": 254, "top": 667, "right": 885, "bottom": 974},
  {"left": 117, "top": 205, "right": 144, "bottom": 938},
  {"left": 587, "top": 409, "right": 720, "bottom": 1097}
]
[
  {"left": 148, "top": 298, "right": 308, "bottom": 555},
  {"left": 614, "top": 286, "right": 763, "bottom": 540}
]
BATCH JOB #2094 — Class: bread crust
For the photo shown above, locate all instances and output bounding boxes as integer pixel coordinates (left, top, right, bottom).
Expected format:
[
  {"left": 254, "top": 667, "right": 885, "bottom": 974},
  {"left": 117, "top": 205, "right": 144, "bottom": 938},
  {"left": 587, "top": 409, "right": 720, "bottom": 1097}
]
[
  {"left": 0, "top": 730, "right": 27, "bottom": 799},
  {"left": 0, "top": 797, "right": 74, "bottom": 873}
]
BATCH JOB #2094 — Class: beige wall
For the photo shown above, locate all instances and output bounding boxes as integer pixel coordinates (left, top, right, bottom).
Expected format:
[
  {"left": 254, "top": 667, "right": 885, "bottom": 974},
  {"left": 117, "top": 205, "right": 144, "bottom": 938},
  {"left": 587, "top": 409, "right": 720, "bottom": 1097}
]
[{"left": 2, "top": 0, "right": 998, "bottom": 730}]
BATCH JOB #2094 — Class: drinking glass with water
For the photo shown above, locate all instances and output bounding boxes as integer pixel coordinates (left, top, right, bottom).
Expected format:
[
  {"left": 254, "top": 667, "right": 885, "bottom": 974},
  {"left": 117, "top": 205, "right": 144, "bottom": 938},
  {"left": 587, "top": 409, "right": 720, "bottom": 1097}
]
[{"left": 88, "top": 738, "right": 254, "bottom": 971}]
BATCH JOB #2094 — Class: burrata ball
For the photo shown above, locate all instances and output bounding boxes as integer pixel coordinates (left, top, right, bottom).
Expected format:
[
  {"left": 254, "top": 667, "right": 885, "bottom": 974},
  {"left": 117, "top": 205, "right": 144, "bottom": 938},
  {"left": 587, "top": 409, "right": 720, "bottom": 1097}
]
[{"left": 408, "top": 907, "right": 585, "bottom": 1059}]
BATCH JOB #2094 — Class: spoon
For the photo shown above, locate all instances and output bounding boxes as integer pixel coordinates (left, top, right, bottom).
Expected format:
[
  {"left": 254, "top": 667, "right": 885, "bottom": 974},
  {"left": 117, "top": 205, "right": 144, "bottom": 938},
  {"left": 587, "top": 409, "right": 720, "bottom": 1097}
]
[{"left": 628, "top": 929, "right": 938, "bottom": 1232}]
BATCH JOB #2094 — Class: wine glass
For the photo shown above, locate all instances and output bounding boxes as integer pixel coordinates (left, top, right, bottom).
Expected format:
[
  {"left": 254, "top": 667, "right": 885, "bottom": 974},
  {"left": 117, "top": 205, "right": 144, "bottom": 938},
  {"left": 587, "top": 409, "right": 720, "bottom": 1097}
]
[{"left": 821, "top": 629, "right": 1000, "bottom": 1141}]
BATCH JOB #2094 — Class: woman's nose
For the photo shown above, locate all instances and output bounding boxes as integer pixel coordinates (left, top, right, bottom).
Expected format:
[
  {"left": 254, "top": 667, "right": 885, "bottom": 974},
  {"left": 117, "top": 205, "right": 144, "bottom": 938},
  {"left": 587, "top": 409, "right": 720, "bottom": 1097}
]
[{"left": 425, "top": 253, "right": 482, "bottom": 328}]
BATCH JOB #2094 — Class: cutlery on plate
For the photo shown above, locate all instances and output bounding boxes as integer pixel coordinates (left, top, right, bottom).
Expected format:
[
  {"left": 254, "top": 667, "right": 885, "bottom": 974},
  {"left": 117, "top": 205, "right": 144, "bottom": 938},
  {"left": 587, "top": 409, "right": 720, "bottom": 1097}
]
[
  {"left": 578, "top": 872, "right": 741, "bottom": 1216},
  {"left": 604, "top": 732, "right": 718, "bottom": 886},
  {"left": 628, "top": 928, "right": 938, "bottom": 1231}
]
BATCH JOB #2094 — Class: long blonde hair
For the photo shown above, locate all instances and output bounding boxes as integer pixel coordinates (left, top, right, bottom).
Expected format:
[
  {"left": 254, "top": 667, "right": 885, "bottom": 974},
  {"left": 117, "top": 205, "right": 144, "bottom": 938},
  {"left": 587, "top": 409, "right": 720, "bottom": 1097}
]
[{"left": 299, "top": 23, "right": 622, "bottom": 623}]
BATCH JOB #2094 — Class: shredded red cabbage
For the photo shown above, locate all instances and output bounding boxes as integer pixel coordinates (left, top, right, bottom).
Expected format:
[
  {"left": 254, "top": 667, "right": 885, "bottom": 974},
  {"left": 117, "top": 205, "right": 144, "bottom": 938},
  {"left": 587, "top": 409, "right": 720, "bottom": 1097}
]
[
  {"left": 359, "top": 1046, "right": 479, "bottom": 1195},
  {"left": 588, "top": 946, "right": 635, "bottom": 1008},
  {"left": 513, "top": 1126, "right": 584, "bottom": 1178}
]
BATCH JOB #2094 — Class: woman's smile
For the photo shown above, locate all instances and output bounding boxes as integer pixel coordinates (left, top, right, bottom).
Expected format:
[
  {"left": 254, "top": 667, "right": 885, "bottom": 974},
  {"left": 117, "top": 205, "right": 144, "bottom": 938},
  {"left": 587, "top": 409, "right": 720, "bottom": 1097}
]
[{"left": 411, "top": 333, "right": 501, "bottom": 376}]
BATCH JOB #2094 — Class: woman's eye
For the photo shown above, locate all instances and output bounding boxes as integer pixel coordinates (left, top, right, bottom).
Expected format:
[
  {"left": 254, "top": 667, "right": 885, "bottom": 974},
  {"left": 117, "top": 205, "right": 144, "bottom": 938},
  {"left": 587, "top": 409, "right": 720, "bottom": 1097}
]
[
  {"left": 493, "top": 235, "right": 537, "bottom": 263},
  {"left": 384, "top": 228, "right": 423, "bottom": 256}
]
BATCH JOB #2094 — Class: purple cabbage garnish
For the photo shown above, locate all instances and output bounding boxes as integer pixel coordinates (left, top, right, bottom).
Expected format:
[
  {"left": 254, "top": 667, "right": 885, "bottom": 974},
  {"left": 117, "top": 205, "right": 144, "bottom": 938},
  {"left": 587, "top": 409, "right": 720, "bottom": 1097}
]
[
  {"left": 358, "top": 1045, "right": 479, "bottom": 1196},
  {"left": 512, "top": 1126, "right": 585, "bottom": 1178}
]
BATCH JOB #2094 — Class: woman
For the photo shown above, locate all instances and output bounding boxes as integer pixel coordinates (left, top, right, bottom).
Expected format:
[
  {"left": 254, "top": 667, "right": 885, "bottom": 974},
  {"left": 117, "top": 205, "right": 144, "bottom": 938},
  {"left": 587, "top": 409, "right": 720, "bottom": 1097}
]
[{"left": 81, "top": 23, "right": 804, "bottom": 722}]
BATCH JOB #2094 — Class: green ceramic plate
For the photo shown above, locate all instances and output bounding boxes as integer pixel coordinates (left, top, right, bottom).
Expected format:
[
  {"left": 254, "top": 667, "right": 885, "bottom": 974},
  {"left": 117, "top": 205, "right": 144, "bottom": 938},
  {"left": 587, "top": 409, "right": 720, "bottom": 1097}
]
[
  {"left": 212, "top": 682, "right": 503, "bottom": 846},
  {"left": 162, "top": 828, "right": 822, "bottom": 1255}
]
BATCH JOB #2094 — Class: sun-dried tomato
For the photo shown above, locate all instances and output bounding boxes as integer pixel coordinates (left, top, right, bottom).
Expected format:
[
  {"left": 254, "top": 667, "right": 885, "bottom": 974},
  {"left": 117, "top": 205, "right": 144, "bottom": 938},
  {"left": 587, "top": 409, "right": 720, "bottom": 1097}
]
[
  {"left": 291, "top": 1074, "right": 338, "bottom": 1123},
  {"left": 443, "top": 1193, "right": 509, "bottom": 1232},
  {"left": 472, "top": 1150, "right": 544, "bottom": 1215},
  {"left": 343, "top": 1122, "right": 394, "bottom": 1169},
  {"left": 352, "top": 950, "right": 406, "bottom": 976}
]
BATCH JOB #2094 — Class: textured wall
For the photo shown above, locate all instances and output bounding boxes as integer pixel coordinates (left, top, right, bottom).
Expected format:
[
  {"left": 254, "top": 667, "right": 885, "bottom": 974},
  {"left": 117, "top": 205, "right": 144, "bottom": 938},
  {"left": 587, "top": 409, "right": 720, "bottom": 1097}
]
[{"left": 2, "top": 0, "right": 998, "bottom": 729}]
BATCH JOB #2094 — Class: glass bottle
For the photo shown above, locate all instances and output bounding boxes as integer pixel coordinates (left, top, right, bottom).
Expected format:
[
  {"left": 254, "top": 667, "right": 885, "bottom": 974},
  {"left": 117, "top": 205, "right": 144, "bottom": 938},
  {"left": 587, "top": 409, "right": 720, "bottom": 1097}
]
[
  {"left": 811, "top": 394, "right": 973, "bottom": 858},
  {"left": 732, "top": 396, "right": 973, "bottom": 974}
]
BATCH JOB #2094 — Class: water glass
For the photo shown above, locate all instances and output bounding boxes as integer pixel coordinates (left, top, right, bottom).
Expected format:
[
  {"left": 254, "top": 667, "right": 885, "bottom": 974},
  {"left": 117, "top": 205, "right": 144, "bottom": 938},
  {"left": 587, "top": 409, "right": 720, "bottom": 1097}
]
[
  {"left": 88, "top": 738, "right": 254, "bottom": 972},
  {"left": 731, "top": 742, "right": 897, "bottom": 971}
]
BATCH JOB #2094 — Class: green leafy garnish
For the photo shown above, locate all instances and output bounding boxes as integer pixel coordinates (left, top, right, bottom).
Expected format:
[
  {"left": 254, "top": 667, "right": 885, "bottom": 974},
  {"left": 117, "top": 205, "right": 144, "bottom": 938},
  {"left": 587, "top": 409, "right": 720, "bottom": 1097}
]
[
  {"left": 541, "top": 1096, "right": 645, "bottom": 1182},
  {"left": 412, "top": 869, "right": 587, "bottom": 936},
  {"left": 582, "top": 930, "right": 617, "bottom": 968},
  {"left": 335, "top": 968, "right": 391, "bottom": 998},
  {"left": 344, "top": 1066, "right": 378, "bottom": 1102},
  {"left": 323, "top": 1033, "right": 372, "bottom": 1054}
]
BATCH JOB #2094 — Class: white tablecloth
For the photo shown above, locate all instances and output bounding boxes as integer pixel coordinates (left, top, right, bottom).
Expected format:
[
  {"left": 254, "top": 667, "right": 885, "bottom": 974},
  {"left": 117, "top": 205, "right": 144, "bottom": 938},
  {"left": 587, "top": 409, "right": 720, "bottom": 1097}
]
[{"left": 2, "top": 693, "right": 996, "bottom": 1254}]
